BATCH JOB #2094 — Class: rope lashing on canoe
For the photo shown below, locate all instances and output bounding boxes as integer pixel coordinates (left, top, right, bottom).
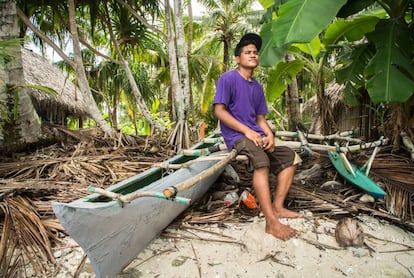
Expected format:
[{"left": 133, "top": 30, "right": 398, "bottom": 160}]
[
  {"left": 154, "top": 152, "right": 248, "bottom": 169},
  {"left": 163, "top": 149, "right": 239, "bottom": 198},
  {"left": 180, "top": 143, "right": 227, "bottom": 157},
  {"left": 296, "top": 128, "right": 320, "bottom": 158},
  {"left": 154, "top": 142, "right": 246, "bottom": 170},
  {"left": 357, "top": 136, "right": 387, "bottom": 151},
  {"left": 87, "top": 186, "right": 191, "bottom": 205}
]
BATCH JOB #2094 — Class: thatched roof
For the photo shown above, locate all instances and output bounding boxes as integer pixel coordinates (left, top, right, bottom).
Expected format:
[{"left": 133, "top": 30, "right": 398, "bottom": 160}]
[
  {"left": 21, "top": 48, "right": 89, "bottom": 121},
  {"left": 302, "top": 81, "right": 346, "bottom": 135},
  {"left": 303, "top": 81, "right": 345, "bottom": 114}
]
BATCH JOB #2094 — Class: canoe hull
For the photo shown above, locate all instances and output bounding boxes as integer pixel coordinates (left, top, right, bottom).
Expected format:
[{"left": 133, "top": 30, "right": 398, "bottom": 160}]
[{"left": 52, "top": 151, "right": 225, "bottom": 278}]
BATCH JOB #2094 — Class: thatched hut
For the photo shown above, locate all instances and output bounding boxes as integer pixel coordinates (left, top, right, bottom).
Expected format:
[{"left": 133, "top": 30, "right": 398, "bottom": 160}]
[
  {"left": 21, "top": 48, "right": 89, "bottom": 124},
  {"left": 304, "top": 81, "right": 374, "bottom": 139}
]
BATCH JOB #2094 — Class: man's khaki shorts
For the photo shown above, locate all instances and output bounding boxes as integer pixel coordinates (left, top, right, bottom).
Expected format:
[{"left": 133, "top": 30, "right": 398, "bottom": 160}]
[{"left": 233, "top": 137, "right": 301, "bottom": 174}]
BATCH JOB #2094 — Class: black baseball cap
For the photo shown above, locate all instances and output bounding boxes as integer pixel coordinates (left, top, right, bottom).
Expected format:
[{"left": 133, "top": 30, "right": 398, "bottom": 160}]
[{"left": 234, "top": 33, "right": 262, "bottom": 57}]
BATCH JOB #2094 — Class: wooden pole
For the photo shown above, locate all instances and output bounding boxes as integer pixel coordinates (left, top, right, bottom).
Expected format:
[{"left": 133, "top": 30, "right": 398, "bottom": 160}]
[
  {"left": 87, "top": 186, "right": 191, "bottom": 205},
  {"left": 163, "top": 149, "right": 238, "bottom": 198},
  {"left": 275, "top": 130, "right": 361, "bottom": 143},
  {"left": 277, "top": 138, "right": 388, "bottom": 153}
]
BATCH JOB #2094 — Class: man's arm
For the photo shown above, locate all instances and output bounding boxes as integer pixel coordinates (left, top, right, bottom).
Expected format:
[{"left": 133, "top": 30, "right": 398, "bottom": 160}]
[{"left": 214, "top": 103, "right": 264, "bottom": 147}]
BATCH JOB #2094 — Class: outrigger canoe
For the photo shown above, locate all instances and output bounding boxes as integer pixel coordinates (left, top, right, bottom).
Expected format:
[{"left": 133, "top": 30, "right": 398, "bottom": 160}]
[{"left": 52, "top": 132, "right": 234, "bottom": 278}]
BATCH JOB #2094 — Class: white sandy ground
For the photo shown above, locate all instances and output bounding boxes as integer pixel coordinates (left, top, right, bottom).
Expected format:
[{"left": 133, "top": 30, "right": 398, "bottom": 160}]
[{"left": 44, "top": 211, "right": 414, "bottom": 278}]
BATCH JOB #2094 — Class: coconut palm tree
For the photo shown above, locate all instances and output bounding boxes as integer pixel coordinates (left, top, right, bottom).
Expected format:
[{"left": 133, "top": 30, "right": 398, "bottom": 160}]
[
  {"left": 198, "top": 0, "right": 260, "bottom": 73},
  {"left": 100, "top": 0, "right": 165, "bottom": 133},
  {"left": 115, "top": 0, "right": 196, "bottom": 150},
  {"left": 192, "top": 0, "right": 262, "bottom": 136}
]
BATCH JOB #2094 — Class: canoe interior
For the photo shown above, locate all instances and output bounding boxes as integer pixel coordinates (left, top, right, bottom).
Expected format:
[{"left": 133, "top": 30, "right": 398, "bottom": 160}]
[{"left": 82, "top": 139, "right": 219, "bottom": 203}]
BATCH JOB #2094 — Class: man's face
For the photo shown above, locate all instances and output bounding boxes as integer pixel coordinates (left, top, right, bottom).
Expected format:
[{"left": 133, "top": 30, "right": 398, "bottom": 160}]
[{"left": 236, "top": 44, "right": 259, "bottom": 68}]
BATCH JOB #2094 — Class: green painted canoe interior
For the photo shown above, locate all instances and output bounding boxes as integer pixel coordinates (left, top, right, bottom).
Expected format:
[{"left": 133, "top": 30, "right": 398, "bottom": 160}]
[{"left": 86, "top": 142, "right": 217, "bottom": 203}]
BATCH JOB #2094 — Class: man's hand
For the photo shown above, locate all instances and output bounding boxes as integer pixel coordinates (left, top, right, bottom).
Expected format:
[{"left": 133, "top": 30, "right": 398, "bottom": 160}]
[
  {"left": 262, "top": 134, "right": 275, "bottom": 152},
  {"left": 245, "top": 130, "right": 264, "bottom": 147}
]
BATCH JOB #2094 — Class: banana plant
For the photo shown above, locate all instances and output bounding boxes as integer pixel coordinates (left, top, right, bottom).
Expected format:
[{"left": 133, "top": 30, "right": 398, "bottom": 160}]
[{"left": 259, "top": 0, "right": 414, "bottom": 104}]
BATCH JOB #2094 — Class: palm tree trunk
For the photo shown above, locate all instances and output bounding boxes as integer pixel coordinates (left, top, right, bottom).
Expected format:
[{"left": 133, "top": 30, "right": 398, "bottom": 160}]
[
  {"left": 286, "top": 78, "right": 301, "bottom": 130},
  {"left": 102, "top": 2, "right": 164, "bottom": 134},
  {"left": 0, "top": 0, "right": 42, "bottom": 151},
  {"left": 165, "top": 0, "right": 192, "bottom": 151},
  {"left": 284, "top": 55, "right": 302, "bottom": 131},
  {"left": 165, "top": 0, "right": 180, "bottom": 123},
  {"left": 174, "top": 0, "right": 191, "bottom": 123},
  {"left": 187, "top": 0, "right": 196, "bottom": 126},
  {"left": 68, "top": 0, "right": 115, "bottom": 137},
  {"left": 222, "top": 36, "right": 231, "bottom": 73}
]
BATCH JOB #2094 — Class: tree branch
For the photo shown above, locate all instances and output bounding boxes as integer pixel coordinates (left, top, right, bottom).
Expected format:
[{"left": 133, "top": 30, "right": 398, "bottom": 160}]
[
  {"left": 78, "top": 35, "right": 121, "bottom": 65},
  {"left": 16, "top": 6, "right": 75, "bottom": 68}
]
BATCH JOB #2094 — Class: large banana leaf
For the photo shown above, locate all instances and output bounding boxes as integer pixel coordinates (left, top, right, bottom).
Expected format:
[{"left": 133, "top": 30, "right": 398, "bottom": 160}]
[
  {"left": 265, "top": 59, "right": 304, "bottom": 102},
  {"left": 365, "top": 19, "right": 414, "bottom": 103},
  {"left": 337, "top": 44, "right": 374, "bottom": 86},
  {"left": 324, "top": 16, "right": 379, "bottom": 46},
  {"left": 260, "top": 22, "right": 290, "bottom": 67},
  {"left": 336, "top": 44, "right": 375, "bottom": 106},
  {"left": 337, "top": 0, "right": 376, "bottom": 18},
  {"left": 292, "top": 36, "right": 321, "bottom": 59},
  {"left": 270, "top": 0, "right": 347, "bottom": 47}
]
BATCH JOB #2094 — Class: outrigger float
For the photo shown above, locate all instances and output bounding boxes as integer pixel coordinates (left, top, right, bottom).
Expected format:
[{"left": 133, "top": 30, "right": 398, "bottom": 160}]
[
  {"left": 52, "top": 129, "right": 388, "bottom": 277},
  {"left": 275, "top": 129, "right": 387, "bottom": 198}
]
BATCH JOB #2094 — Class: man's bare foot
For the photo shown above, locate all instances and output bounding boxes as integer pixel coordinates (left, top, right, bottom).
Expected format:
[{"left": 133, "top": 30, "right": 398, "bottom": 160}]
[
  {"left": 265, "top": 218, "right": 299, "bottom": 240},
  {"left": 274, "top": 207, "right": 303, "bottom": 218}
]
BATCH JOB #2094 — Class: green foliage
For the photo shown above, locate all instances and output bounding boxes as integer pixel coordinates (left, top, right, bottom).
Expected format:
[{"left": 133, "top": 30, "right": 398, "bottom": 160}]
[
  {"left": 265, "top": 96, "right": 288, "bottom": 130},
  {"left": 119, "top": 99, "right": 172, "bottom": 136},
  {"left": 292, "top": 36, "right": 321, "bottom": 58},
  {"left": 259, "top": 22, "right": 290, "bottom": 67},
  {"left": 365, "top": 19, "right": 414, "bottom": 103},
  {"left": 268, "top": 0, "right": 347, "bottom": 48},
  {"left": 265, "top": 59, "right": 304, "bottom": 102},
  {"left": 324, "top": 16, "right": 380, "bottom": 46},
  {"left": 0, "top": 39, "right": 23, "bottom": 65},
  {"left": 201, "top": 69, "right": 217, "bottom": 116},
  {"left": 13, "top": 84, "right": 58, "bottom": 96},
  {"left": 336, "top": 44, "right": 375, "bottom": 106},
  {"left": 337, "top": 0, "right": 376, "bottom": 18},
  {"left": 16, "top": 0, "right": 414, "bottom": 140},
  {"left": 259, "top": 0, "right": 414, "bottom": 107}
]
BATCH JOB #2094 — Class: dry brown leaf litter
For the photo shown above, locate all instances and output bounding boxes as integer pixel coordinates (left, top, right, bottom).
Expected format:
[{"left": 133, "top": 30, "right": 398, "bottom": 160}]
[{"left": 0, "top": 126, "right": 413, "bottom": 277}]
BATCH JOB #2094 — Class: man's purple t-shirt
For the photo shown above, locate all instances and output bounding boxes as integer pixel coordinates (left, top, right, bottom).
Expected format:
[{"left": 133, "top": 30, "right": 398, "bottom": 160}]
[{"left": 213, "top": 69, "right": 268, "bottom": 151}]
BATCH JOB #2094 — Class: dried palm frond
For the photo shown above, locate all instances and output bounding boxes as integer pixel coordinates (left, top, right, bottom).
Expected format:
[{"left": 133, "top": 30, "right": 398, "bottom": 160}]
[
  {"left": 0, "top": 196, "right": 59, "bottom": 277},
  {"left": 0, "top": 203, "right": 23, "bottom": 277}
]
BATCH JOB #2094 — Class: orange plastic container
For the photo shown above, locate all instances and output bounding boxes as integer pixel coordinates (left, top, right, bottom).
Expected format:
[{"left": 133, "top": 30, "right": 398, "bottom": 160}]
[{"left": 240, "top": 190, "right": 257, "bottom": 209}]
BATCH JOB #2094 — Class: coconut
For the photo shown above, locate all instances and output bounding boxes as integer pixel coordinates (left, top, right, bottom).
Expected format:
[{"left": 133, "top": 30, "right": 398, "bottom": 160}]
[{"left": 335, "top": 218, "right": 364, "bottom": 247}]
